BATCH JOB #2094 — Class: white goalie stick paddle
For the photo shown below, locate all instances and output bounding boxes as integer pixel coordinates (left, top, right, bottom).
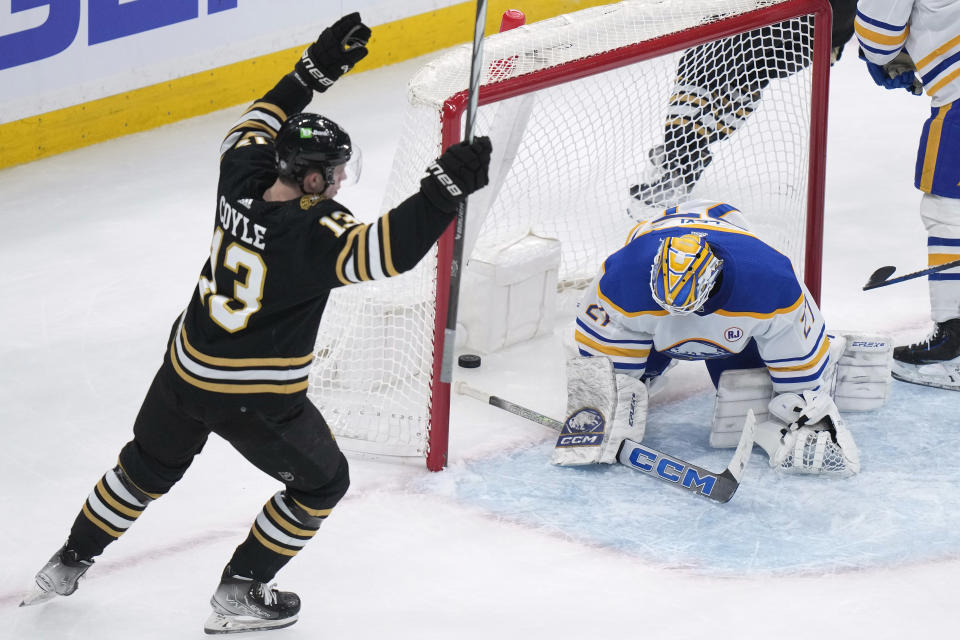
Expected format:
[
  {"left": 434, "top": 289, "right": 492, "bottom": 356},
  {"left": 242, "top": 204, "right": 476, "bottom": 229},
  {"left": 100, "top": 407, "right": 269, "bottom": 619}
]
[{"left": 455, "top": 382, "right": 757, "bottom": 503}]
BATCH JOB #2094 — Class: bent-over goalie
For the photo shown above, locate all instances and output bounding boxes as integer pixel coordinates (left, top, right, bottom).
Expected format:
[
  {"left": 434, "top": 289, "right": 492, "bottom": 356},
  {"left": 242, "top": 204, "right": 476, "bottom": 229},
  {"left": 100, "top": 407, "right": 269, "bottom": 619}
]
[{"left": 559, "top": 199, "right": 892, "bottom": 479}]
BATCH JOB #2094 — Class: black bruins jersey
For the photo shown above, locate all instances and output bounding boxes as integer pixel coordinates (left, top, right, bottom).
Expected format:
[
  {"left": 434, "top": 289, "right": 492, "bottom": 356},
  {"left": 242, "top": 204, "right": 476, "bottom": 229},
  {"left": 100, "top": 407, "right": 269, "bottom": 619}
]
[{"left": 163, "top": 74, "right": 454, "bottom": 409}]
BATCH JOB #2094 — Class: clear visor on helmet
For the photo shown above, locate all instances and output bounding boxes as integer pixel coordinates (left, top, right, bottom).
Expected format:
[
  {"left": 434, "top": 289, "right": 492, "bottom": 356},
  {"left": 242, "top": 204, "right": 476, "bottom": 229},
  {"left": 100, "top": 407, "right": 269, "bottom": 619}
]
[
  {"left": 649, "top": 234, "right": 723, "bottom": 315},
  {"left": 338, "top": 145, "right": 362, "bottom": 188},
  {"left": 307, "top": 145, "right": 362, "bottom": 191}
]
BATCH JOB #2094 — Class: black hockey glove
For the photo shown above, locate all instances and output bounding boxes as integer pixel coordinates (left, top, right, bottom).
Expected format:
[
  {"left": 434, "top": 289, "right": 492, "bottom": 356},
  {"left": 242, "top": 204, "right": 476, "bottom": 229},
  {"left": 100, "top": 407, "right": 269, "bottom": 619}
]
[
  {"left": 293, "top": 12, "right": 371, "bottom": 93},
  {"left": 419, "top": 137, "right": 493, "bottom": 213}
]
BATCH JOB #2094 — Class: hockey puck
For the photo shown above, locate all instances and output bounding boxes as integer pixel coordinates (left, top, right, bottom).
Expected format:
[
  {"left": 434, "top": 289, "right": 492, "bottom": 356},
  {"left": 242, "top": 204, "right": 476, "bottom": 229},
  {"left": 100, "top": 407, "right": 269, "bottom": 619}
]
[{"left": 458, "top": 354, "right": 481, "bottom": 369}]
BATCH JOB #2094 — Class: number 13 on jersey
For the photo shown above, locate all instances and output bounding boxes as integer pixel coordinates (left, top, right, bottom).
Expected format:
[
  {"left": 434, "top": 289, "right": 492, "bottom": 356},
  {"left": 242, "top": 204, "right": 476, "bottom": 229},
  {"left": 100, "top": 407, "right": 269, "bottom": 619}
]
[{"left": 197, "top": 228, "right": 266, "bottom": 333}]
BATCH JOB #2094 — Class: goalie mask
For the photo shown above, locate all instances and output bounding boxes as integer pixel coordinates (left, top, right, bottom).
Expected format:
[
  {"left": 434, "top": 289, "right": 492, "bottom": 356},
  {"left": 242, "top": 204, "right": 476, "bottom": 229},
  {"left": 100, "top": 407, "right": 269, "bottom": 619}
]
[{"left": 649, "top": 233, "right": 723, "bottom": 315}]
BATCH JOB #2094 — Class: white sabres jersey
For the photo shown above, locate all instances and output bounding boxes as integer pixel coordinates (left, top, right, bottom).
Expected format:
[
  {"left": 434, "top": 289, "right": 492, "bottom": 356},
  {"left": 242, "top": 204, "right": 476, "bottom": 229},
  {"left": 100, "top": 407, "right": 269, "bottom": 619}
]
[
  {"left": 855, "top": 0, "right": 960, "bottom": 106},
  {"left": 575, "top": 200, "right": 830, "bottom": 394}
]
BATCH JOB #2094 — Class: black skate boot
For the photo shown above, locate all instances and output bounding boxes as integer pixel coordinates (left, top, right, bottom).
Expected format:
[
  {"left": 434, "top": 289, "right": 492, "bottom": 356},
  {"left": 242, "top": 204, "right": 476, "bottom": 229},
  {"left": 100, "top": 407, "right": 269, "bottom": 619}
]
[
  {"left": 204, "top": 566, "right": 301, "bottom": 634},
  {"left": 630, "top": 143, "right": 713, "bottom": 208},
  {"left": 892, "top": 318, "right": 960, "bottom": 391},
  {"left": 20, "top": 545, "right": 94, "bottom": 606}
]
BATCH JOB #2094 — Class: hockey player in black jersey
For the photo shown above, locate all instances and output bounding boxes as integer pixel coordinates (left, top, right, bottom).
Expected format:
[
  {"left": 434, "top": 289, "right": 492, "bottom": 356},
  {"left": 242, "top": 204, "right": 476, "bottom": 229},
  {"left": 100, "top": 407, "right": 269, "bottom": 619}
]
[
  {"left": 630, "top": 0, "right": 857, "bottom": 207},
  {"left": 20, "top": 13, "right": 492, "bottom": 634}
]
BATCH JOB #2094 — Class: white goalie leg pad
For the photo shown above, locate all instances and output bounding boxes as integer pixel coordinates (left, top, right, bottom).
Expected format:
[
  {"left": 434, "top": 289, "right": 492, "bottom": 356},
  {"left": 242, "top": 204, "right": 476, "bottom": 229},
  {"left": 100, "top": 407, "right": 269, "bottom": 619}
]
[
  {"left": 832, "top": 333, "right": 893, "bottom": 411},
  {"left": 551, "top": 356, "right": 647, "bottom": 466},
  {"left": 710, "top": 368, "right": 772, "bottom": 449},
  {"left": 756, "top": 390, "right": 860, "bottom": 477}
]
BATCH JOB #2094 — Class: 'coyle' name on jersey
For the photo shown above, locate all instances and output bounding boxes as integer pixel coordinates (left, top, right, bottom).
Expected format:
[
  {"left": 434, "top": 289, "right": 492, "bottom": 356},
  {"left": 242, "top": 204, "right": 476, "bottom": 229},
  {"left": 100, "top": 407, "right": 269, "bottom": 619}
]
[{"left": 218, "top": 195, "right": 266, "bottom": 250}]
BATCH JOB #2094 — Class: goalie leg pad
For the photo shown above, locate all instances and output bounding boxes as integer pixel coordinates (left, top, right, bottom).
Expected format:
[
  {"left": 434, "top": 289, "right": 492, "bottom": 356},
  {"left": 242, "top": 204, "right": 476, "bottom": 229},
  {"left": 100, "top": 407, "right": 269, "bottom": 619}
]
[
  {"left": 552, "top": 356, "right": 647, "bottom": 466},
  {"left": 710, "top": 368, "right": 772, "bottom": 449},
  {"left": 833, "top": 333, "right": 893, "bottom": 411}
]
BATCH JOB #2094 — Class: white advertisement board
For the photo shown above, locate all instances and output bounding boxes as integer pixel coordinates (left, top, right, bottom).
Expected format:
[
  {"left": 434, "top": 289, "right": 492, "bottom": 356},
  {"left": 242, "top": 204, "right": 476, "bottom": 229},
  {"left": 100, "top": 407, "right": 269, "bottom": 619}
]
[{"left": 0, "top": 0, "right": 460, "bottom": 123}]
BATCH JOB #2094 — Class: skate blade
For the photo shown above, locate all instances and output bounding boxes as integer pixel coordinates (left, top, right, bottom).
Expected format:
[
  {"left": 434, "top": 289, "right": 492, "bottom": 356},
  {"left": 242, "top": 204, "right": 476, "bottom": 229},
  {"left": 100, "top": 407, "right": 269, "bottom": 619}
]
[
  {"left": 203, "top": 612, "right": 298, "bottom": 635},
  {"left": 19, "top": 584, "right": 56, "bottom": 607},
  {"left": 892, "top": 362, "right": 960, "bottom": 391}
]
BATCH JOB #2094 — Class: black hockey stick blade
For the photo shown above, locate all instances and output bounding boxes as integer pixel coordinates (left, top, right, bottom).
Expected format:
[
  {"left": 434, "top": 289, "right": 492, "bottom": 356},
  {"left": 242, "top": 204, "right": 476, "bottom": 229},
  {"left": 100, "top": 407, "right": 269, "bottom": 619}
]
[
  {"left": 863, "top": 266, "right": 897, "bottom": 290},
  {"left": 863, "top": 259, "right": 960, "bottom": 291}
]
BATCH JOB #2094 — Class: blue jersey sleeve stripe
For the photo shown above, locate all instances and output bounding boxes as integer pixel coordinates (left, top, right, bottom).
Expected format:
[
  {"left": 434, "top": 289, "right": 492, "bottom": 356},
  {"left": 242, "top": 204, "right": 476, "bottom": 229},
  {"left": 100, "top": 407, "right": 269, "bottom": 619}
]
[
  {"left": 921, "top": 50, "right": 960, "bottom": 85},
  {"left": 578, "top": 349, "right": 647, "bottom": 372},
  {"left": 928, "top": 236, "right": 960, "bottom": 247},
  {"left": 705, "top": 203, "right": 739, "bottom": 218},
  {"left": 575, "top": 318, "right": 652, "bottom": 345},
  {"left": 612, "top": 362, "right": 648, "bottom": 371},
  {"left": 763, "top": 325, "right": 826, "bottom": 364},
  {"left": 855, "top": 9, "right": 907, "bottom": 32},
  {"left": 858, "top": 41, "right": 902, "bottom": 56}
]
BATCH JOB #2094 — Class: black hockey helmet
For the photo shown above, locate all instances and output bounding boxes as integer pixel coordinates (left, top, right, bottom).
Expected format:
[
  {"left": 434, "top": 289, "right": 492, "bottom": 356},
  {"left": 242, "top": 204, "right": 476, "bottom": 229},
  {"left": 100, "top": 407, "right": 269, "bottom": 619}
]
[{"left": 275, "top": 112, "right": 353, "bottom": 188}]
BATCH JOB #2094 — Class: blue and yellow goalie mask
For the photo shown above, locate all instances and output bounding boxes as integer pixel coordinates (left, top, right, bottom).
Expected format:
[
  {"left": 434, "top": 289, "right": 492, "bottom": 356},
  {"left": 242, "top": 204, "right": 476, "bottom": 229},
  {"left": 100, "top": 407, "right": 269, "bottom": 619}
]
[{"left": 649, "top": 233, "right": 723, "bottom": 315}]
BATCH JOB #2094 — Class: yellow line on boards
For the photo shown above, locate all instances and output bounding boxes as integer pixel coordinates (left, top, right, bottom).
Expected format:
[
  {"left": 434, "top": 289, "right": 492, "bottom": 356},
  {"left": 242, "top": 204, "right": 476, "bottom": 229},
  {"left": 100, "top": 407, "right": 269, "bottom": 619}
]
[{"left": 0, "top": 0, "right": 609, "bottom": 170}]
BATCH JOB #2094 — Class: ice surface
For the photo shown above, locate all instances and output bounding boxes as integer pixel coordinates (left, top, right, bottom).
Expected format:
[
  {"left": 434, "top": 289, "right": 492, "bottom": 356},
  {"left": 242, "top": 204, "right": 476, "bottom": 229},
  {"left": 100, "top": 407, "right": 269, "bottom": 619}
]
[{"left": 0, "top": 44, "right": 954, "bottom": 640}]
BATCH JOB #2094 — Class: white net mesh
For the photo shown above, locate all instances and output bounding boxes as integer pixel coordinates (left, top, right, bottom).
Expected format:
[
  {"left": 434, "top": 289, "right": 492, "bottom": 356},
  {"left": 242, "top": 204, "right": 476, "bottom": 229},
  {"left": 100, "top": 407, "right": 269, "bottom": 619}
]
[{"left": 308, "top": 0, "right": 826, "bottom": 464}]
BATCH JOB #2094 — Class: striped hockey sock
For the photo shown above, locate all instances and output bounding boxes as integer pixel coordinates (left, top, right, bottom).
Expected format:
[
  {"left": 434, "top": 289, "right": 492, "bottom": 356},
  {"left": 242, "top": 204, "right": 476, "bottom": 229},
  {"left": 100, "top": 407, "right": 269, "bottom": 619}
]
[
  {"left": 67, "top": 464, "right": 159, "bottom": 559},
  {"left": 228, "top": 491, "right": 331, "bottom": 582}
]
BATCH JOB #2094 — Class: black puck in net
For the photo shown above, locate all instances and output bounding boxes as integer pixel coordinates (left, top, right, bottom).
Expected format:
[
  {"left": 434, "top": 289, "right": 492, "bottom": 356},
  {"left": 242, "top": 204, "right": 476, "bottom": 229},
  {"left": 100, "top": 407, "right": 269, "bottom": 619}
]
[{"left": 458, "top": 354, "right": 482, "bottom": 368}]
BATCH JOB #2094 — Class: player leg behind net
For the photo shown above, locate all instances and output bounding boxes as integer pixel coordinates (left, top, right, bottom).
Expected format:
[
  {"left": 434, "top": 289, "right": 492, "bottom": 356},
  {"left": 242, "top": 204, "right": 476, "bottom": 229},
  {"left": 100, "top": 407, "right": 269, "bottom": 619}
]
[{"left": 631, "top": 1, "right": 856, "bottom": 208}]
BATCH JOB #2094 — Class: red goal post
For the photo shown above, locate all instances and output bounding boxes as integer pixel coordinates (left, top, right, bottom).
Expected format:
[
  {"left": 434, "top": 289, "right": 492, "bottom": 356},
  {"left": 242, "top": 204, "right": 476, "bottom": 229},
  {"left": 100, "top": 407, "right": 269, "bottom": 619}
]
[{"left": 309, "top": 0, "right": 833, "bottom": 471}]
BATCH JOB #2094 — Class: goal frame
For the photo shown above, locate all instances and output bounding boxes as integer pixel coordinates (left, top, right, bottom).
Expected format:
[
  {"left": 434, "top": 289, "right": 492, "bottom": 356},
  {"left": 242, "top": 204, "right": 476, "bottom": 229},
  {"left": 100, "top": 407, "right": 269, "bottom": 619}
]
[{"left": 425, "top": 0, "right": 832, "bottom": 471}]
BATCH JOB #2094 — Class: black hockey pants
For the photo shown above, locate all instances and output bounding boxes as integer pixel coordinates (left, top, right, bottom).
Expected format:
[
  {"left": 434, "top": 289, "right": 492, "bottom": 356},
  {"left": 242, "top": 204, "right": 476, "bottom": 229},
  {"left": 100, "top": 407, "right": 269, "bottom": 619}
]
[{"left": 67, "top": 362, "right": 349, "bottom": 582}]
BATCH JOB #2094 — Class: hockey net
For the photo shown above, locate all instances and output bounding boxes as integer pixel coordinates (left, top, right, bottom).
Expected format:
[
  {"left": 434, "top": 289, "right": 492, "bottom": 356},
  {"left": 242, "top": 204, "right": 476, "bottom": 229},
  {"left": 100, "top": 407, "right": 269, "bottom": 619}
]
[{"left": 308, "top": 0, "right": 831, "bottom": 470}]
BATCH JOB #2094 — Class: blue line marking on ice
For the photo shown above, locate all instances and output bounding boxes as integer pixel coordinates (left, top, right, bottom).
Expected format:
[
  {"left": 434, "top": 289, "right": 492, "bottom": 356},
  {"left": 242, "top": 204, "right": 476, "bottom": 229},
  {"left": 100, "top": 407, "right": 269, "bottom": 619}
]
[{"left": 416, "top": 381, "right": 960, "bottom": 575}]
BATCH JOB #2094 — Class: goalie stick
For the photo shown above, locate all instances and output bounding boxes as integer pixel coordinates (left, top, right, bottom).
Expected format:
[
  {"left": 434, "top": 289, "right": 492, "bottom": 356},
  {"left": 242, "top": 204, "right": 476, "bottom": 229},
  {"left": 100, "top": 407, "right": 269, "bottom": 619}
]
[
  {"left": 455, "top": 381, "right": 757, "bottom": 503},
  {"left": 863, "top": 259, "right": 960, "bottom": 290}
]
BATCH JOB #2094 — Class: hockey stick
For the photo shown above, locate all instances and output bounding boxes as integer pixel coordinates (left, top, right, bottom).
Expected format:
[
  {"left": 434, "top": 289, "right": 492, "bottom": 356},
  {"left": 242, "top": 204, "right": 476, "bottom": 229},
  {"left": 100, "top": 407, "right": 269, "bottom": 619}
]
[
  {"left": 439, "top": 0, "right": 488, "bottom": 386},
  {"left": 455, "top": 381, "right": 757, "bottom": 503},
  {"left": 863, "top": 259, "right": 960, "bottom": 291}
]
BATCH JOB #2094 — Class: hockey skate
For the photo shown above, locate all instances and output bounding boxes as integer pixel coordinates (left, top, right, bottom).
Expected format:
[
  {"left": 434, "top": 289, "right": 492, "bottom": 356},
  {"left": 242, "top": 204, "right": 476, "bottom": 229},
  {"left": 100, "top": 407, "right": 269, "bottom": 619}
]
[
  {"left": 204, "top": 566, "right": 301, "bottom": 634},
  {"left": 891, "top": 318, "right": 960, "bottom": 391},
  {"left": 20, "top": 545, "right": 94, "bottom": 607},
  {"left": 630, "top": 144, "right": 712, "bottom": 208}
]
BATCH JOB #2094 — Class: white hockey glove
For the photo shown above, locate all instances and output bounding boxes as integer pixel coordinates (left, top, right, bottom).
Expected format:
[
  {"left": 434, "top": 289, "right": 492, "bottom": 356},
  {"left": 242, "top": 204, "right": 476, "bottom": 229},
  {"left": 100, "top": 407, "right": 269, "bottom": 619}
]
[
  {"left": 551, "top": 356, "right": 647, "bottom": 466},
  {"left": 755, "top": 390, "right": 860, "bottom": 477}
]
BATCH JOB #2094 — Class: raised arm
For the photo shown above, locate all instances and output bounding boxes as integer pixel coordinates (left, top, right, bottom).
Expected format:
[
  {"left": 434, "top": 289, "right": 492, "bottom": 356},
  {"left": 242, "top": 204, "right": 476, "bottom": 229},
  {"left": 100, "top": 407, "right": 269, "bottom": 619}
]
[{"left": 218, "top": 14, "right": 372, "bottom": 192}]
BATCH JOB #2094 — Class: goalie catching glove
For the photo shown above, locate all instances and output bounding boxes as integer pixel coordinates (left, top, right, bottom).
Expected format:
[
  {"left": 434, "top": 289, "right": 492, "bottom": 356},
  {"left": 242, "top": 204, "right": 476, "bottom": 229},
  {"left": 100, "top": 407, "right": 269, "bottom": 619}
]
[
  {"left": 754, "top": 390, "right": 861, "bottom": 477},
  {"left": 551, "top": 356, "right": 647, "bottom": 466}
]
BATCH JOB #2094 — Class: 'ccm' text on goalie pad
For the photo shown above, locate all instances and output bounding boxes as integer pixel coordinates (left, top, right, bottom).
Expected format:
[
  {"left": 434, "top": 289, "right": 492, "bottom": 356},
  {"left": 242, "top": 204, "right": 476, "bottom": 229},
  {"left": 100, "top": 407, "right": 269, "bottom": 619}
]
[{"left": 552, "top": 356, "right": 646, "bottom": 466}]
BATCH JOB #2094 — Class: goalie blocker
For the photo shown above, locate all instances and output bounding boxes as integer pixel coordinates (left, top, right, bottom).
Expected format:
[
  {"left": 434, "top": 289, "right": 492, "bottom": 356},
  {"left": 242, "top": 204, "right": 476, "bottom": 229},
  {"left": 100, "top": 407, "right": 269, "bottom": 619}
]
[{"left": 551, "top": 356, "right": 646, "bottom": 466}]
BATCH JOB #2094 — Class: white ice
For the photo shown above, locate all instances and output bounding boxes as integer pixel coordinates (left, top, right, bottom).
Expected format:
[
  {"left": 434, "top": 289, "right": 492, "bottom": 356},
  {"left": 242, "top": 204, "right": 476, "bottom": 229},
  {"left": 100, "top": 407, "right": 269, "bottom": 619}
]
[{"left": 1, "top": 47, "right": 956, "bottom": 640}]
